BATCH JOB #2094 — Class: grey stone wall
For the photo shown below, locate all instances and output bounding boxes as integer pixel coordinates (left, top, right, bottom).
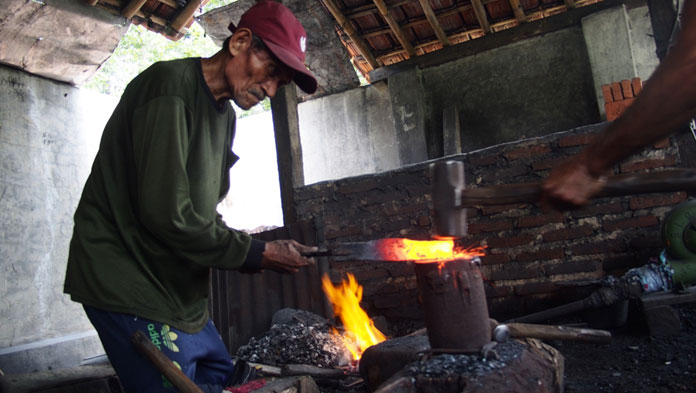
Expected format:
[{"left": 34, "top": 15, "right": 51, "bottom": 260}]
[{"left": 0, "top": 65, "right": 116, "bottom": 372}]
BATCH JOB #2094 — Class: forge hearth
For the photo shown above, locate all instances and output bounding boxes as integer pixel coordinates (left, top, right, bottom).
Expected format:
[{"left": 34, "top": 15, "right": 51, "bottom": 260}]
[{"left": 360, "top": 335, "right": 564, "bottom": 393}]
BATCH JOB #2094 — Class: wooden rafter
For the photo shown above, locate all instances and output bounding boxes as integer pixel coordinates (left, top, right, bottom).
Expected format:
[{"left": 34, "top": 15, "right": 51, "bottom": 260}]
[
  {"left": 565, "top": 0, "right": 578, "bottom": 8},
  {"left": 373, "top": 0, "right": 416, "bottom": 58},
  {"left": 322, "top": 0, "right": 381, "bottom": 70},
  {"left": 418, "top": 0, "right": 450, "bottom": 46},
  {"left": 170, "top": 0, "right": 201, "bottom": 34},
  {"left": 471, "top": 0, "right": 492, "bottom": 34},
  {"left": 508, "top": 0, "right": 528, "bottom": 23},
  {"left": 121, "top": 0, "right": 148, "bottom": 19}
]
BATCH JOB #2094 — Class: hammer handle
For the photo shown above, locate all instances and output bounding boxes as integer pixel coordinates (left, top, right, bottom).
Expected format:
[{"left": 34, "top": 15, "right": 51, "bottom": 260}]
[
  {"left": 131, "top": 330, "right": 204, "bottom": 393},
  {"left": 504, "top": 322, "right": 612, "bottom": 343},
  {"left": 461, "top": 168, "right": 696, "bottom": 206}
]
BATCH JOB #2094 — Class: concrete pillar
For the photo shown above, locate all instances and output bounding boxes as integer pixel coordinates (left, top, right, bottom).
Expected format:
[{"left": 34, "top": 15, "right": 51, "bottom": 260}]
[
  {"left": 582, "top": 5, "right": 637, "bottom": 119},
  {"left": 388, "top": 67, "right": 429, "bottom": 165},
  {"left": 582, "top": 4, "right": 659, "bottom": 119}
]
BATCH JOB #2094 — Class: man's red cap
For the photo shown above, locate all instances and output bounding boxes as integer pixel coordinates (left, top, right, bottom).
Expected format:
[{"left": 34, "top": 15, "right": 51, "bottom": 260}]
[{"left": 229, "top": 1, "right": 318, "bottom": 94}]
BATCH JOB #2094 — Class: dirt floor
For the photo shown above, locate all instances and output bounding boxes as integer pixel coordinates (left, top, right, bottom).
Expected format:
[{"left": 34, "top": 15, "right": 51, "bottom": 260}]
[{"left": 559, "top": 302, "right": 696, "bottom": 393}]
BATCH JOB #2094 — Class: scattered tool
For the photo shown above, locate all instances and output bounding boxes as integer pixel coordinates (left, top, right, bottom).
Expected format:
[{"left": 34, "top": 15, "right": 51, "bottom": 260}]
[
  {"left": 131, "top": 330, "right": 203, "bottom": 393},
  {"left": 491, "top": 320, "right": 612, "bottom": 344}
]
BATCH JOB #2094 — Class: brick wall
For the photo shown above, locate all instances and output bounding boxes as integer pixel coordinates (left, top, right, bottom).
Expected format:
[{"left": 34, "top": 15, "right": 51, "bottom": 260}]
[{"left": 295, "top": 123, "right": 687, "bottom": 322}]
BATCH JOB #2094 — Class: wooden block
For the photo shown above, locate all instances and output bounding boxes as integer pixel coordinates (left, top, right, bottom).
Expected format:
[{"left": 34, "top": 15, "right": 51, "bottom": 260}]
[
  {"left": 601, "top": 84, "right": 614, "bottom": 104},
  {"left": 631, "top": 77, "right": 643, "bottom": 95},
  {"left": 611, "top": 82, "right": 623, "bottom": 101},
  {"left": 643, "top": 305, "right": 681, "bottom": 336},
  {"left": 621, "top": 79, "right": 634, "bottom": 98}
]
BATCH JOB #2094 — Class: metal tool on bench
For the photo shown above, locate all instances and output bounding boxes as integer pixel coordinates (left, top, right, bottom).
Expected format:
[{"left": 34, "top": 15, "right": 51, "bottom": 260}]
[{"left": 430, "top": 160, "right": 696, "bottom": 238}]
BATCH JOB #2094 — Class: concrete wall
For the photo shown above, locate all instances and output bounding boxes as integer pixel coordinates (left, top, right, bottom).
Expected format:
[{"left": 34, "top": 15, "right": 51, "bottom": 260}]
[
  {"left": 299, "top": 83, "right": 400, "bottom": 185},
  {"left": 423, "top": 27, "right": 599, "bottom": 155},
  {"left": 0, "top": 65, "right": 116, "bottom": 373}
]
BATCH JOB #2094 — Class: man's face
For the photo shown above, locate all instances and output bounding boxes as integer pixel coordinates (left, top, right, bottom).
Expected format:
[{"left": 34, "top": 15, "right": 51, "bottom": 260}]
[{"left": 226, "top": 45, "right": 295, "bottom": 110}]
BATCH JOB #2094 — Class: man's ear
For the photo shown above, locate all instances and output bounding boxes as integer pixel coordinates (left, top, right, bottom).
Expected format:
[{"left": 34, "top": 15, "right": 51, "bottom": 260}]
[{"left": 227, "top": 28, "right": 253, "bottom": 57}]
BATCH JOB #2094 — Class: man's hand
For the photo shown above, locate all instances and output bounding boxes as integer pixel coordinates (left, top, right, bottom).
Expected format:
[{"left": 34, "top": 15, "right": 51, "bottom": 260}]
[
  {"left": 261, "top": 240, "right": 317, "bottom": 273},
  {"left": 541, "top": 154, "right": 608, "bottom": 207}
]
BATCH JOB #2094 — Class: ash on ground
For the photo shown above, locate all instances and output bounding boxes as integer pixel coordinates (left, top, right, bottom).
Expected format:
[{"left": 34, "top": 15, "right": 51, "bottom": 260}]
[
  {"left": 408, "top": 340, "right": 524, "bottom": 378},
  {"left": 236, "top": 309, "right": 351, "bottom": 368}
]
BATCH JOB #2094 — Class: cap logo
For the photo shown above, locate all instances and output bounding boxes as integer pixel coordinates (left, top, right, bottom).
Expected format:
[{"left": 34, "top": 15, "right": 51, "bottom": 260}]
[{"left": 300, "top": 36, "right": 307, "bottom": 53}]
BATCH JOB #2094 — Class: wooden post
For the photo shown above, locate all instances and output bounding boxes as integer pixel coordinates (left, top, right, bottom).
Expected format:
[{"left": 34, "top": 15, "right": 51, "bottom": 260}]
[{"left": 271, "top": 84, "right": 304, "bottom": 225}]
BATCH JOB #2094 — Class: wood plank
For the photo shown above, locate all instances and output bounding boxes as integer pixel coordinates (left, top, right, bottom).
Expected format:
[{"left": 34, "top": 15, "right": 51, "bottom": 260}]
[
  {"left": 373, "top": 0, "right": 416, "bottom": 58},
  {"left": 471, "top": 0, "right": 492, "bottom": 34},
  {"left": 640, "top": 286, "right": 696, "bottom": 309},
  {"left": 170, "top": 0, "right": 199, "bottom": 33},
  {"left": 271, "top": 84, "right": 304, "bottom": 225},
  {"left": 322, "top": 0, "right": 380, "bottom": 70},
  {"left": 565, "top": 0, "right": 578, "bottom": 8},
  {"left": 418, "top": 0, "right": 450, "bottom": 46},
  {"left": 509, "top": 0, "right": 528, "bottom": 22},
  {"left": 121, "top": 0, "right": 148, "bottom": 19}
]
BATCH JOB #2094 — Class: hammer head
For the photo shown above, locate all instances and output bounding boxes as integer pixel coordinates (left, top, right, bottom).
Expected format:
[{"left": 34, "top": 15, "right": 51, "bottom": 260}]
[{"left": 431, "top": 160, "right": 467, "bottom": 238}]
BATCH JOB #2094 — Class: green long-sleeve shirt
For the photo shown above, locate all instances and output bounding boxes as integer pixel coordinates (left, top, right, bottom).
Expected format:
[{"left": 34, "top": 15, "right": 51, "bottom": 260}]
[{"left": 64, "top": 58, "right": 264, "bottom": 333}]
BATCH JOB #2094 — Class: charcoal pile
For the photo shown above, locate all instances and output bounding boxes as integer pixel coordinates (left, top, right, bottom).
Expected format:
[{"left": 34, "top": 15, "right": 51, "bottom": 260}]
[
  {"left": 236, "top": 309, "right": 352, "bottom": 368},
  {"left": 408, "top": 340, "right": 524, "bottom": 378}
]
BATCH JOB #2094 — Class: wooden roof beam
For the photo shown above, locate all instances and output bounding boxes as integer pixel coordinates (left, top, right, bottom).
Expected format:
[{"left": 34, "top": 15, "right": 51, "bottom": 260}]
[
  {"left": 508, "top": 0, "right": 528, "bottom": 23},
  {"left": 565, "top": 0, "right": 578, "bottom": 8},
  {"left": 170, "top": 0, "right": 201, "bottom": 34},
  {"left": 418, "top": 0, "right": 450, "bottom": 46},
  {"left": 471, "top": 0, "right": 492, "bottom": 34},
  {"left": 372, "top": 0, "right": 417, "bottom": 58},
  {"left": 322, "top": 0, "right": 381, "bottom": 70},
  {"left": 122, "top": 0, "right": 148, "bottom": 19}
]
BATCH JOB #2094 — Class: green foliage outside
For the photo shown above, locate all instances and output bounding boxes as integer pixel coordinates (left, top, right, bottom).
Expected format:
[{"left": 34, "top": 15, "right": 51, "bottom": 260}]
[{"left": 83, "top": 0, "right": 271, "bottom": 117}]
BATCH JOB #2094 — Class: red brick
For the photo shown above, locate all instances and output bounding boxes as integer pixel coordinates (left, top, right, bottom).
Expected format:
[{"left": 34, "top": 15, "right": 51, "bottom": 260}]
[
  {"left": 416, "top": 214, "right": 431, "bottom": 227},
  {"left": 469, "top": 154, "right": 499, "bottom": 166},
  {"left": 514, "top": 282, "right": 561, "bottom": 296},
  {"left": 480, "top": 203, "right": 528, "bottom": 216},
  {"left": 619, "top": 156, "right": 677, "bottom": 173},
  {"left": 559, "top": 134, "right": 595, "bottom": 147},
  {"left": 486, "top": 234, "right": 535, "bottom": 249},
  {"left": 337, "top": 178, "right": 379, "bottom": 194},
  {"left": 516, "top": 248, "right": 565, "bottom": 262},
  {"left": 485, "top": 284, "right": 514, "bottom": 298},
  {"left": 545, "top": 260, "right": 600, "bottom": 276},
  {"left": 653, "top": 138, "right": 671, "bottom": 149},
  {"left": 503, "top": 144, "right": 551, "bottom": 160},
  {"left": 532, "top": 157, "right": 567, "bottom": 171},
  {"left": 468, "top": 220, "right": 514, "bottom": 234},
  {"left": 488, "top": 262, "right": 540, "bottom": 281},
  {"left": 569, "top": 239, "right": 626, "bottom": 255},
  {"left": 325, "top": 224, "right": 363, "bottom": 240},
  {"left": 480, "top": 253, "right": 512, "bottom": 265},
  {"left": 517, "top": 212, "right": 566, "bottom": 228},
  {"left": 603, "top": 215, "right": 659, "bottom": 232},
  {"left": 542, "top": 225, "right": 594, "bottom": 242},
  {"left": 629, "top": 192, "right": 687, "bottom": 210},
  {"left": 571, "top": 202, "right": 624, "bottom": 218}
]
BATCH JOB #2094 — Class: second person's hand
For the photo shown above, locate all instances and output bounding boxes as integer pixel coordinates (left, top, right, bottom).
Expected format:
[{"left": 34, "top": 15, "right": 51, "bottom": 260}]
[{"left": 261, "top": 239, "right": 317, "bottom": 273}]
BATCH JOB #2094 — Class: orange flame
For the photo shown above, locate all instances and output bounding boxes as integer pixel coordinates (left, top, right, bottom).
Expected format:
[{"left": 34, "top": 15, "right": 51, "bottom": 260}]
[
  {"left": 375, "top": 238, "right": 485, "bottom": 263},
  {"left": 321, "top": 273, "right": 387, "bottom": 360}
]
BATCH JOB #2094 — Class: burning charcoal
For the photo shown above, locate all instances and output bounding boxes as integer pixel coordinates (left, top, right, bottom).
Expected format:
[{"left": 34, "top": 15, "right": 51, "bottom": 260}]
[{"left": 236, "top": 321, "right": 352, "bottom": 368}]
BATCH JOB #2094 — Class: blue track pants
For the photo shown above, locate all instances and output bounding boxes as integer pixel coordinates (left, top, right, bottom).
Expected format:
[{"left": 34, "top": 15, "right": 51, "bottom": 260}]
[{"left": 84, "top": 305, "right": 235, "bottom": 393}]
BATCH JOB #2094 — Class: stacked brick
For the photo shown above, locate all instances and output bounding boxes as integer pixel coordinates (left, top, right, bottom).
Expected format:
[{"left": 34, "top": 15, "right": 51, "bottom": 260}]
[{"left": 295, "top": 123, "right": 686, "bottom": 322}]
